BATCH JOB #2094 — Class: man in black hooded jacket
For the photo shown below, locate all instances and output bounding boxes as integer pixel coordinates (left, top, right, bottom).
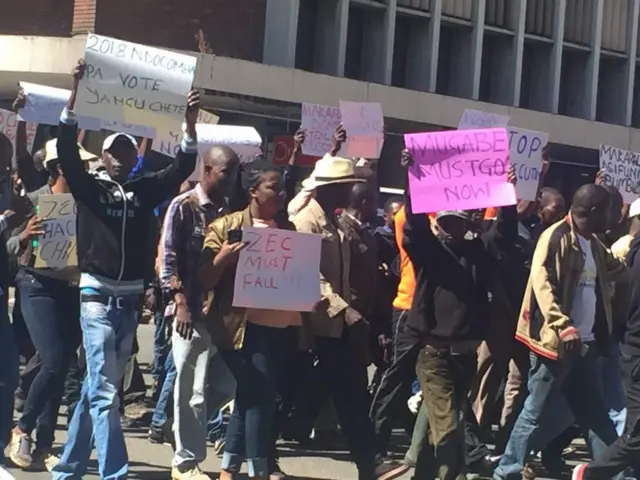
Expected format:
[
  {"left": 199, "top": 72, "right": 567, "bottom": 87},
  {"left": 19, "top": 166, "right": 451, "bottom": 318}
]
[{"left": 51, "top": 58, "right": 199, "bottom": 480}]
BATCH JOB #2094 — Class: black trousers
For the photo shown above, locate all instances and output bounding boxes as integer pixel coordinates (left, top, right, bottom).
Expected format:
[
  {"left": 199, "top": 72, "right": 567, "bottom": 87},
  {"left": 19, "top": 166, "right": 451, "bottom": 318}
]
[
  {"left": 369, "top": 308, "right": 419, "bottom": 456},
  {"left": 583, "top": 345, "right": 640, "bottom": 479},
  {"left": 316, "top": 328, "right": 377, "bottom": 479}
]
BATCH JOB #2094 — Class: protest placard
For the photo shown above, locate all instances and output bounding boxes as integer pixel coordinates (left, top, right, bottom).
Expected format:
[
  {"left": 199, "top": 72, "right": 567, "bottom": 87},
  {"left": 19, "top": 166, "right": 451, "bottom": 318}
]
[
  {"left": 458, "top": 109, "right": 510, "bottom": 130},
  {"left": 0, "top": 108, "right": 38, "bottom": 157},
  {"left": 339, "top": 101, "right": 384, "bottom": 159},
  {"left": 152, "top": 123, "right": 261, "bottom": 180},
  {"left": 34, "top": 194, "right": 77, "bottom": 269},
  {"left": 18, "top": 82, "right": 102, "bottom": 130},
  {"left": 233, "top": 227, "right": 321, "bottom": 311},
  {"left": 76, "top": 34, "right": 197, "bottom": 128},
  {"left": 405, "top": 128, "right": 517, "bottom": 212},
  {"left": 508, "top": 127, "right": 548, "bottom": 201},
  {"left": 300, "top": 103, "right": 344, "bottom": 157},
  {"left": 599, "top": 144, "right": 640, "bottom": 204}
]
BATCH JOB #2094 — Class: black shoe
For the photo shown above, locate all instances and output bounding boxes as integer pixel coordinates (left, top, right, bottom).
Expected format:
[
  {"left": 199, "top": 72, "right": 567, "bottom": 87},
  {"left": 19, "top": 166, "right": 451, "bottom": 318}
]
[{"left": 148, "top": 425, "right": 164, "bottom": 444}]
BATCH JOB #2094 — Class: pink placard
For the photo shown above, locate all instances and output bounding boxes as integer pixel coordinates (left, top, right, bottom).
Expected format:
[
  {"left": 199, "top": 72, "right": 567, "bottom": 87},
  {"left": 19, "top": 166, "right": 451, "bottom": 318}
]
[{"left": 405, "top": 128, "right": 516, "bottom": 213}]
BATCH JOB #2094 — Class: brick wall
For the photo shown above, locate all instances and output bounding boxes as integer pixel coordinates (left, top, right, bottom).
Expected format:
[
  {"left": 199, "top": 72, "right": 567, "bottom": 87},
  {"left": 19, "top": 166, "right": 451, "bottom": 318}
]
[
  {"left": 72, "top": 0, "right": 97, "bottom": 34},
  {"left": 0, "top": 0, "right": 266, "bottom": 62},
  {"left": 95, "top": 0, "right": 266, "bottom": 61},
  {"left": 0, "top": 0, "right": 74, "bottom": 36}
]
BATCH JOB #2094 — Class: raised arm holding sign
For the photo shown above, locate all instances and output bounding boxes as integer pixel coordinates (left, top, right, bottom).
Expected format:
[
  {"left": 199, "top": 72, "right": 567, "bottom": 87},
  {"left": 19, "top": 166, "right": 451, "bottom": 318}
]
[
  {"left": 405, "top": 128, "right": 516, "bottom": 213},
  {"left": 75, "top": 34, "right": 197, "bottom": 128}
]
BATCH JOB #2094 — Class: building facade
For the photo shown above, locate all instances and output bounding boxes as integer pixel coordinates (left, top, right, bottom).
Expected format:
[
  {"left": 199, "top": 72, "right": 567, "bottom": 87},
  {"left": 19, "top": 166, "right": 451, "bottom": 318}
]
[{"left": 1, "top": 0, "right": 640, "bottom": 195}]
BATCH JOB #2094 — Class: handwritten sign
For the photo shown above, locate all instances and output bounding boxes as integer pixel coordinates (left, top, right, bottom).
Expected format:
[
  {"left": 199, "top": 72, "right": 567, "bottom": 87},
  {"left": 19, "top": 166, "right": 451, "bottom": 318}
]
[
  {"left": 18, "top": 82, "right": 102, "bottom": 130},
  {"left": 233, "top": 227, "right": 321, "bottom": 311},
  {"left": 458, "top": 109, "right": 510, "bottom": 130},
  {"left": 508, "top": 128, "right": 548, "bottom": 201},
  {"left": 339, "top": 101, "right": 384, "bottom": 159},
  {"left": 76, "top": 34, "right": 197, "bottom": 128},
  {"left": 34, "top": 194, "right": 77, "bottom": 269},
  {"left": 153, "top": 123, "right": 261, "bottom": 180},
  {"left": 600, "top": 144, "right": 640, "bottom": 204},
  {"left": 0, "top": 109, "right": 38, "bottom": 157},
  {"left": 405, "top": 128, "right": 516, "bottom": 212},
  {"left": 300, "top": 103, "right": 344, "bottom": 157}
]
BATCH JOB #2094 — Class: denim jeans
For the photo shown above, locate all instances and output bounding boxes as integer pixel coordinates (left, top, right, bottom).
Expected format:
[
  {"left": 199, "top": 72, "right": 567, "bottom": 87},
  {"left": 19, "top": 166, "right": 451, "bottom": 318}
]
[
  {"left": 221, "top": 323, "right": 292, "bottom": 477},
  {"left": 151, "top": 344, "right": 176, "bottom": 428},
  {"left": 172, "top": 322, "right": 235, "bottom": 469},
  {"left": 495, "top": 351, "right": 618, "bottom": 480},
  {"left": 16, "top": 271, "right": 80, "bottom": 449},
  {"left": 0, "top": 293, "right": 19, "bottom": 455},
  {"left": 601, "top": 342, "right": 627, "bottom": 436},
  {"left": 52, "top": 292, "right": 140, "bottom": 480}
]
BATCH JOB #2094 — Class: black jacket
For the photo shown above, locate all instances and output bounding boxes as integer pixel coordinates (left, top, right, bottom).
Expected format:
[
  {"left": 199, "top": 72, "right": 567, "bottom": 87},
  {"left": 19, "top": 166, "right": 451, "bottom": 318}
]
[
  {"left": 57, "top": 116, "right": 196, "bottom": 283},
  {"left": 402, "top": 193, "right": 513, "bottom": 344},
  {"left": 625, "top": 236, "right": 640, "bottom": 352}
]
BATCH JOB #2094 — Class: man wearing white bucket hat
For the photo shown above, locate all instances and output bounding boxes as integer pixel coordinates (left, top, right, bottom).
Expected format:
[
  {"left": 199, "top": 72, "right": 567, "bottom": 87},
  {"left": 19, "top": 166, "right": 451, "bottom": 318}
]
[{"left": 291, "top": 155, "right": 408, "bottom": 480}]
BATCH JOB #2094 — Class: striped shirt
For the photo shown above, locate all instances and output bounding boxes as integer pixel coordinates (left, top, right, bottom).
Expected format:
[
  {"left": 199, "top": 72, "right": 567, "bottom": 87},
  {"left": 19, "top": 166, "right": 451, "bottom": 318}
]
[{"left": 158, "top": 183, "right": 226, "bottom": 318}]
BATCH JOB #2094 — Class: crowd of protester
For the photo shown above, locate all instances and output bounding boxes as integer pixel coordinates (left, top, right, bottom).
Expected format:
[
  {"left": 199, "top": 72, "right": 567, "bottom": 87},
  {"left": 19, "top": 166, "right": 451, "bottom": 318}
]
[{"left": 0, "top": 57, "right": 639, "bottom": 480}]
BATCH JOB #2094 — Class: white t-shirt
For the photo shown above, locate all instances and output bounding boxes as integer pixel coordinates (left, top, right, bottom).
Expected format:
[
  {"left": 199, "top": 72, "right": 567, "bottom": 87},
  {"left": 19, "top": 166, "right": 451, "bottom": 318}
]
[{"left": 569, "top": 234, "right": 597, "bottom": 342}]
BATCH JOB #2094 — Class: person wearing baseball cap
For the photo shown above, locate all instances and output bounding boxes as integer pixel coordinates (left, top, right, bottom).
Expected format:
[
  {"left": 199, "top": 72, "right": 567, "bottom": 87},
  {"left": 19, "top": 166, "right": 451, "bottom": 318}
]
[
  {"left": 49, "top": 58, "right": 200, "bottom": 480},
  {"left": 6, "top": 138, "right": 97, "bottom": 472}
]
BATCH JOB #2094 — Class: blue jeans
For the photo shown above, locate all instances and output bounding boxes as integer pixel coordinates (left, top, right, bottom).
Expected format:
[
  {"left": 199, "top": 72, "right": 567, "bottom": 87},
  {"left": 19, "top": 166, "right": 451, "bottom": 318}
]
[
  {"left": 0, "top": 294, "right": 19, "bottom": 455},
  {"left": 221, "top": 323, "right": 292, "bottom": 477},
  {"left": 151, "top": 345, "right": 176, "bottom": 427},
  {"left": 602, "top": 342, "right": 627, "bottom": 436},
  {"left": 16, "top": 272, "right": 80, "bottom": 449},
  {"left": 495, "top": 351, "right": 618, "bottom": 480},
  {"left": 52, "top": 292, "right": 140, "bottom": 480}
]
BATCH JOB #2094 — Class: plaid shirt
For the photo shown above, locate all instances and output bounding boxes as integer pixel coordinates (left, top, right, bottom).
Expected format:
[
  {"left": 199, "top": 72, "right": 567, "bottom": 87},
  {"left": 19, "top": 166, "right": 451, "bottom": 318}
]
[{"left": 158, "top": 183, "right": 226, "bottom": 318}]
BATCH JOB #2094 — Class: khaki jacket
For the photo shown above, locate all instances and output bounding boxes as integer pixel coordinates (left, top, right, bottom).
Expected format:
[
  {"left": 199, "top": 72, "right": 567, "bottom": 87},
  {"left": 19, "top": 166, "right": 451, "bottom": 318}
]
[
  {"left": 292, "top": 198, "right": 351, "bottom": 338},
  {"left": 200, "top": 208, "right": 311, "bottom": 350},
  {"left": 515, "top": 216, "right": 628, "bottom": 360}
]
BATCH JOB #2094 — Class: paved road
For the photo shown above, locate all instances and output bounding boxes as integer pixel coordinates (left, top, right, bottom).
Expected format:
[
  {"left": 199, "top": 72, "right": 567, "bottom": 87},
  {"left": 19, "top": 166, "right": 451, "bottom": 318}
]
[{"left": 5, "top": 324, "right": 415, "bottom": 480}]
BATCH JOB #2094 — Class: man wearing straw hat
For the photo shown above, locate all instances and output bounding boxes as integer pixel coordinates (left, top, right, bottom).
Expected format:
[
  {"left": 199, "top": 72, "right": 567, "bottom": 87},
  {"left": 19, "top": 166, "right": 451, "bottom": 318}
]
[{"left": 292, "top": 154, "right": 408, "bottom": 480}]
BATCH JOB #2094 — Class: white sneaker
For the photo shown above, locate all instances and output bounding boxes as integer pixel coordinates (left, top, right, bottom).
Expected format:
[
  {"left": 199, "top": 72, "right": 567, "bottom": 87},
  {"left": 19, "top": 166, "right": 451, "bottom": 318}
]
[
  {"left": 407, "top": 391, "right": 422, "bottom": 414},
  {"left": 171, "top": 466, "right": 212, "bottom": 480}
]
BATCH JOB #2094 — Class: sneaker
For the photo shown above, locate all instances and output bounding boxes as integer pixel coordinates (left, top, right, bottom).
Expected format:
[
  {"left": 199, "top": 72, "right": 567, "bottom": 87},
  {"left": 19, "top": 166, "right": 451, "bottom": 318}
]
[
  {"left": 572, "top": 464, "right": 587, "bottom": 480},
  {"left": 374, "top": 461, "right": 411, "bottom": 480},
  {"left": 9, "top": 430, "right": 32, "bottom": 469},
  {"left": 31, "top": 450, "right": 59, "bottom": 472},
  {"left": 171, "top": 465, "right": 211, "bottom": 479},
  {"left": 212, "top": 438, "right": 225, "bottom": 455},
  {"left": 148, "top": 425, "right": 165, "bottom": 444}
]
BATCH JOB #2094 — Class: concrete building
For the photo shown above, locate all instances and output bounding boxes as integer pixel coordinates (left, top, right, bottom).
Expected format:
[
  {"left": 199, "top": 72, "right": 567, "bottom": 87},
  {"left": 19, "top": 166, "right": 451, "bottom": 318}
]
[{"left": 1, "top": 0, "right": 640, "bottom": 195}]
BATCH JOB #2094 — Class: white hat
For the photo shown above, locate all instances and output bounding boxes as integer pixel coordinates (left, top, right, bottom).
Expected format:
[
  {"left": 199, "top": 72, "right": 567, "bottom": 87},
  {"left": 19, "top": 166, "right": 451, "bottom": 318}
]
[
  {"left": 301, "top": 154, "right": 365, "bottom": 190},
  {"left": 102, "top": 133, "right": 138, "bottom": 152},
  {"left": 44, "top": 139, "right": 97, "bottom": 166},
  {"left": 630, "top": 198, "right": 640, "bottom": 218}
]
